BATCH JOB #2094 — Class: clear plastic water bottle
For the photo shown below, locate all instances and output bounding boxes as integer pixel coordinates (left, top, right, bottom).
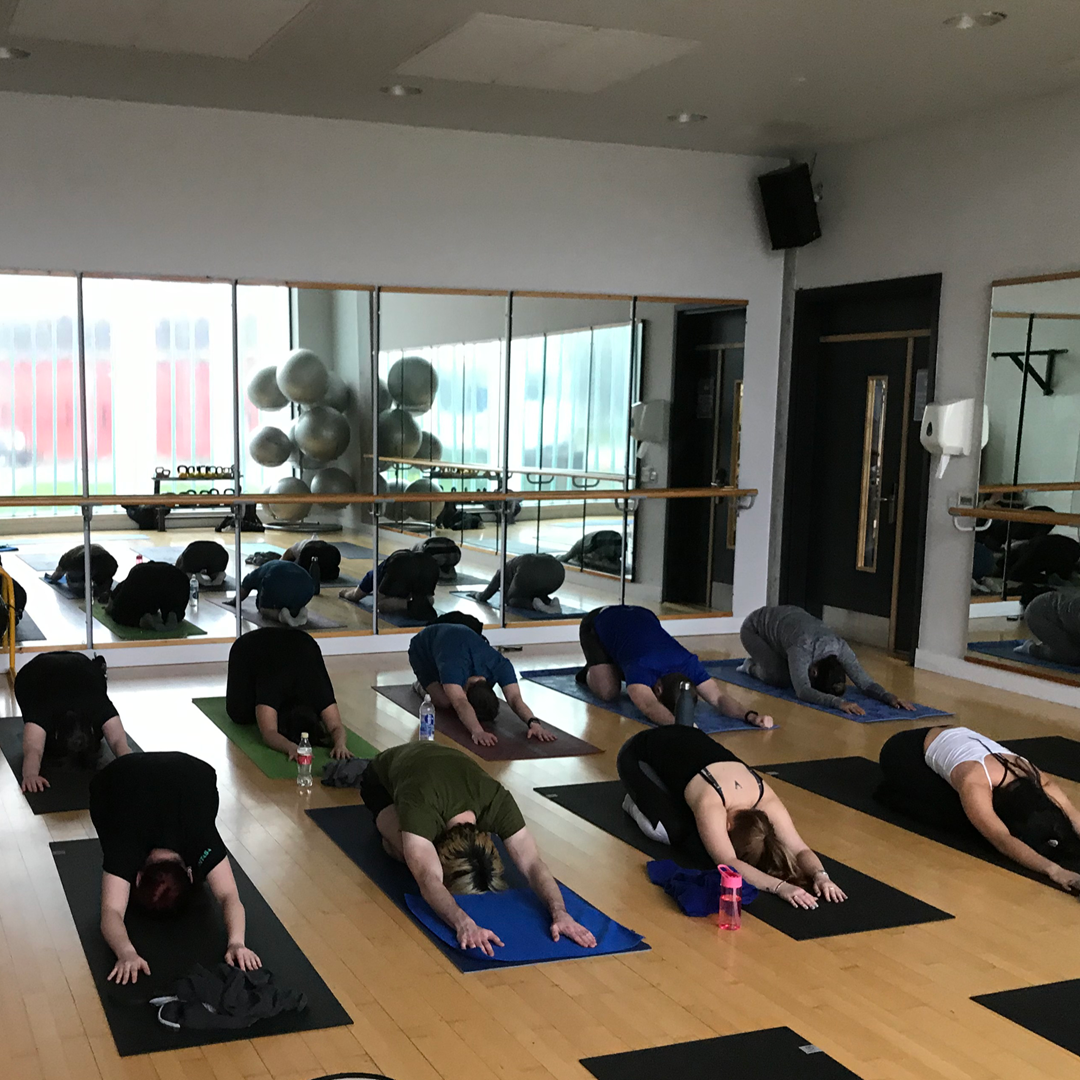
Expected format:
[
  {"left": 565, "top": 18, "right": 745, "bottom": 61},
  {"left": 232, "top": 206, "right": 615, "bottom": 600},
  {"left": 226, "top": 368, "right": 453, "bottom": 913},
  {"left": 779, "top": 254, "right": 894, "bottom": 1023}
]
[
  {"left": 296, "top": 732, "right": 313, "bottom": 790},
  {"left": 189, "top": 575, "right": 199, "bottom": 606},
  {"left": 718, "top": 866, "right": 742, "bottom": 930},
  {"left": 419, "top": 695, "right": 436, "bottom": 741}
]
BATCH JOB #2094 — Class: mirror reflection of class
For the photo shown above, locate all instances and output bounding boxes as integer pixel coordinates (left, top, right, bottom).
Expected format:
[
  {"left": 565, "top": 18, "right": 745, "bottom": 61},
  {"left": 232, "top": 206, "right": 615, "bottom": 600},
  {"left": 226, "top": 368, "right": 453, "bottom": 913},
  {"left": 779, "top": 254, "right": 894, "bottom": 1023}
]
[{"left": 966, "top": 275, "right": 1080, "bottom": 685}]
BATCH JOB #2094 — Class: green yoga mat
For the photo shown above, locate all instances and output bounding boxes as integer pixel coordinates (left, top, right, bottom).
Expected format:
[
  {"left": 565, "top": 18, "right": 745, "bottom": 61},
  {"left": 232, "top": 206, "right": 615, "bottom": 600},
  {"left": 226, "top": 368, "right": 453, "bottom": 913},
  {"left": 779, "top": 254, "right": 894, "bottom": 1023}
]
[
  {"left": 193, "top": 696, "right": 377, "bottom": 779},
  {"left": 88, "top": 602, "right": 207, "bottom": 640}
]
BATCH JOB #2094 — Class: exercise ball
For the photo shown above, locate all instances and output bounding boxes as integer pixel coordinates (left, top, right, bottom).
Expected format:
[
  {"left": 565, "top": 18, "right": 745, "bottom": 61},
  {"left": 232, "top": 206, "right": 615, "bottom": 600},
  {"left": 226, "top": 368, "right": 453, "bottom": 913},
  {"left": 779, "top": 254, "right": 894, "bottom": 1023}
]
[
  {"left": 376, "top": 473, "right": 389, "bottom": 495},
  {"left": 377, "top": 408, "right": 421, "bottom": 459},
  {"left": 294, "top": 405, "right": 351, "bottom": 461},
  {"left": 378, "top": 377, "right": 392, "bottom": 411},
  {"left": 416, "top": 431, "right": 443, "bottom": 461},
  {"left": 247, "top": 365, "right": 288, "bottom": 410},
  {"left": 310, "top": 466, "right": 354, "bottom": 510},
  {"left": 388, "top": 355, "right": 439, "bottom": 414},
  {"left": 248, "top": 425, "right": 294, "bottom": 468},
  {"left": 322, "top": 371, "right": 351, "bottom": 412},
  {"left": 277, "top": 348, "right": 329, "bottom": 404},
  {"left": 404, "top": 478, "right": 445, "bottom": 523},
  {"left": 383, "top": 480, "right": 408, "bottom": 522},
  {"left": 262, "top": 476, "right": 311, "bottom": 522}
]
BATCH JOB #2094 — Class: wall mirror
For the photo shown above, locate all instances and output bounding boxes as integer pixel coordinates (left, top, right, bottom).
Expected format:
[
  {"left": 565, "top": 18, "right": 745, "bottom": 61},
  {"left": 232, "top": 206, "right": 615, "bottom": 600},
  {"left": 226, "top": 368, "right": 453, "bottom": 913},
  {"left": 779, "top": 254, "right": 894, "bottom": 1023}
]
[{"left": 968, "top": 274, "right": 1080, "bottom": 684}]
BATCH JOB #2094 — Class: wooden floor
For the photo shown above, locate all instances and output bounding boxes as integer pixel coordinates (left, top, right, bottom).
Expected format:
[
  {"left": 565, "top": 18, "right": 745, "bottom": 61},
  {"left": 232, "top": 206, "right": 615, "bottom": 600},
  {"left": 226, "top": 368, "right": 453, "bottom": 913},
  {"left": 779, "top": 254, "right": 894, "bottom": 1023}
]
[{"left": 5, "top": 637, "right": 1080, "bottom": 1080}]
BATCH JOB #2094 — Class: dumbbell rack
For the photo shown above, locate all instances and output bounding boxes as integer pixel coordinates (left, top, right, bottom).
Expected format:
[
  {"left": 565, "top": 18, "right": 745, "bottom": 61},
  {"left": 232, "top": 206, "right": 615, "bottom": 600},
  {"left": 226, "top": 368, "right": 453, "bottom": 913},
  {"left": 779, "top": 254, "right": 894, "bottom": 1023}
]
[{"left": 151, "top": 466, "right": 263, "bottom": 533}]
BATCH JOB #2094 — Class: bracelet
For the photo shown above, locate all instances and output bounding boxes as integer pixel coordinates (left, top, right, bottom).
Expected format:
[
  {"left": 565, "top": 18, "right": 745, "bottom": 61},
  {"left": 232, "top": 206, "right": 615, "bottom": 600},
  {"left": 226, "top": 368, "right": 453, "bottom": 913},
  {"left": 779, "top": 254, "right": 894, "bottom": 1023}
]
[
  {"left": 812, "top": 870, "right": 830, "bottom": 881},
  {"left": 744, "top": 710, "right": 759, "bottom": 723},
  {"left": 772, "top": 880, "right": 785, "bottom": 894}
]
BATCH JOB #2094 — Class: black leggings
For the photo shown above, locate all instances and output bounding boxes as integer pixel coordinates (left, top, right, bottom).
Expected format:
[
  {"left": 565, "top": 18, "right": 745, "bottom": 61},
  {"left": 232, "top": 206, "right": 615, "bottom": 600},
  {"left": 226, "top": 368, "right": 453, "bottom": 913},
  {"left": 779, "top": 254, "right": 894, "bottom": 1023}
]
[
  {"left": 876, "top": 727, "right": 975, "bottom": 836},
  {"left": 617, "top": 728, "right": 742, "bottom": 857}
]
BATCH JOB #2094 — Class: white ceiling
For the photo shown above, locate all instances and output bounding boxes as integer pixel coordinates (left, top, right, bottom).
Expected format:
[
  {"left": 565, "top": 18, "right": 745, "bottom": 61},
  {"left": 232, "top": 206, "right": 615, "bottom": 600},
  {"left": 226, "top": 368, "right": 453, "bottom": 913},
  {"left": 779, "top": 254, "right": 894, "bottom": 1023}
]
[{"left": 2, "top": 0, "right": 1080, "bottom": 155}]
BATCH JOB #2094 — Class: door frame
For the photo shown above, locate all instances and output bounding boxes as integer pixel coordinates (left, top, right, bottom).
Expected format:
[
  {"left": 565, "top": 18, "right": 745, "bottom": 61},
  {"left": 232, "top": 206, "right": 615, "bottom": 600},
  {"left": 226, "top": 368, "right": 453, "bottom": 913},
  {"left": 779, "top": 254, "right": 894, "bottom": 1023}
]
[{"left": 779, "top": 274, "right": 941, "bottom": 658}]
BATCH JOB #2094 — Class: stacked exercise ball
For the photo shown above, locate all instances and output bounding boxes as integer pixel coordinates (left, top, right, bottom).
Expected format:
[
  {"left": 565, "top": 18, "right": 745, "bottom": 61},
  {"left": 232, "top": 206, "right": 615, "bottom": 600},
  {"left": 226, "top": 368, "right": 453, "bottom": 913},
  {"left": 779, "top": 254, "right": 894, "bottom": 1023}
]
[
  {"left": 246, "top": 348, "right": 355, "bottom": 524},
  {"left": 379, "top": 355, "right": 444, "bottom": 522}
]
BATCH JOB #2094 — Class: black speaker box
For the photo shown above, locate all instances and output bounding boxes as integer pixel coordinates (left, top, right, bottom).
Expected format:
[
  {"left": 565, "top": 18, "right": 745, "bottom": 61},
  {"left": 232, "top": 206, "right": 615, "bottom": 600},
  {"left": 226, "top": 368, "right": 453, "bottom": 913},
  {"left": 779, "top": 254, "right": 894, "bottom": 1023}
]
[{"left": 757, "top": 162, "right": 821, "bottom": 250}]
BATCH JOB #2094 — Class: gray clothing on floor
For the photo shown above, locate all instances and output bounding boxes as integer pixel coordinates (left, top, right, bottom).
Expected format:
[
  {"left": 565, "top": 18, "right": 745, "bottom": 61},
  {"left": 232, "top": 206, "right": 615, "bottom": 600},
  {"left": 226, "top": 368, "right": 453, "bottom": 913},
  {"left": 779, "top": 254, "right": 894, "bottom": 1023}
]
[
  {"left": 739, "top": 604, "right": 890, "bottom": 709},
  {"left": 476, "top": 553, "right": 565, "bottom": 605},
  {"left": 1025, "top": 589, "right": 1080, "bottom": 666},
  {"left": 321, "top": 757, "right": 371, "bottom": 788}
]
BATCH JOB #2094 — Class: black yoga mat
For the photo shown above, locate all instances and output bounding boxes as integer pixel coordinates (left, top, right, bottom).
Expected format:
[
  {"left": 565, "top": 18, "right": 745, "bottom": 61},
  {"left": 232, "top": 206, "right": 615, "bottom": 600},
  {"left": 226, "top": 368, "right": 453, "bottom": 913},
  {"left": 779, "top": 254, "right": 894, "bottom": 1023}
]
[
  {"left": 1002, "top": 736, "right": 1080, "bottom": 785},
  {"left": 581, "top": 1026, "right": 862, "bottom": 1080},
  {"left": 14, "top": 612, "right": 45, "bottom": 641},
  {"left": 51, "top": 838, "right": 351, "bottom": 1056},
  {"left": 535, "top": 780, "right": 952, "bottom": 940},
  {"left": 306, "top": 804, "right": 647, "bottom": 971},
  {"left": 761, "top": 757, "right": 1080, "bottom": 885},
  {"left": 0, "top": 717, "right": 142, "bottom": 814},
  {"left": 973, "top": 979, "right": 1080, "bottom": 1058}
]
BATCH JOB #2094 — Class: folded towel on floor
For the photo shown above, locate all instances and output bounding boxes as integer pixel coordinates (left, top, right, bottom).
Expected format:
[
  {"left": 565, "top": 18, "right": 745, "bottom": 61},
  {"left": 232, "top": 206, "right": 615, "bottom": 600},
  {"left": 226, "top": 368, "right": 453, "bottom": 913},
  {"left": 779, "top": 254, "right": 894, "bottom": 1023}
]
[
  {"left": 321, "top": 757, "right": 371, "bottom": 788},
  {"left": 647, "top": 859, "right": 759, "bottom": 917}
]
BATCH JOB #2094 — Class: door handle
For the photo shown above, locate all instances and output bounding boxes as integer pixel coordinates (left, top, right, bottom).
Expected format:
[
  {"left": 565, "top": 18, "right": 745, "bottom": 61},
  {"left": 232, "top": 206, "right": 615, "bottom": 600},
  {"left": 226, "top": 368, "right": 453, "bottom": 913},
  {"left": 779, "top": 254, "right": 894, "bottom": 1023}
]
[{"left": 882, "top": 483, "right": 898, "bottom": 526}]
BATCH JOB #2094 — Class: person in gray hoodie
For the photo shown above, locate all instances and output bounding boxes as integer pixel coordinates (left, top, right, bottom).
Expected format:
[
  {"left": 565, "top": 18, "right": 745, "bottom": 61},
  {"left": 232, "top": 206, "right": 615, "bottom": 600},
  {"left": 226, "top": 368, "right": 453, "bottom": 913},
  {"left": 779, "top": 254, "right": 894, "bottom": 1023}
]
[
  {"left": 739, "top": 605, "right": 913, "bottom": 716},
  {"left": 1017, "top": 589, "right": 1080, "bottom": 666}
]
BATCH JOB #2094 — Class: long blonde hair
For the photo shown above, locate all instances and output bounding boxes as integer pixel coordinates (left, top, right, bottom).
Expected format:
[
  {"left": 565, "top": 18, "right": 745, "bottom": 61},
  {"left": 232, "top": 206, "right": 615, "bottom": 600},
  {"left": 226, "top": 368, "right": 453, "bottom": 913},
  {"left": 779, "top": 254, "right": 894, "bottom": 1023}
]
[
  {"left": 435, "top": 823, "right": 508, "bottom": 894},
  {"left": 728, "top": 809, "right": 803, "bottom": 885}
]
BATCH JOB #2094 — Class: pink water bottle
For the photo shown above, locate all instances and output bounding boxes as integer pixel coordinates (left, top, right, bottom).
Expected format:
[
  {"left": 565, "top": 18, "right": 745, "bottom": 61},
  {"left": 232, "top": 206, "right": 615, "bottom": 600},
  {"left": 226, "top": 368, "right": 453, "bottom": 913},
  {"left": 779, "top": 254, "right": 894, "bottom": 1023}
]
[{"left": 718, "top": 866, "right": 742, "bottom": 930}]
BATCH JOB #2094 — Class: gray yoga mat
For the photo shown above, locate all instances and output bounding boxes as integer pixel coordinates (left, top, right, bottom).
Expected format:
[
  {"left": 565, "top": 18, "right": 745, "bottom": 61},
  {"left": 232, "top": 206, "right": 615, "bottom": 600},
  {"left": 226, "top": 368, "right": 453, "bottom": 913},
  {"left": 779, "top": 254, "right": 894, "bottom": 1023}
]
[{"left": 202, "top": 593, "right": 347, "bottom": 630}]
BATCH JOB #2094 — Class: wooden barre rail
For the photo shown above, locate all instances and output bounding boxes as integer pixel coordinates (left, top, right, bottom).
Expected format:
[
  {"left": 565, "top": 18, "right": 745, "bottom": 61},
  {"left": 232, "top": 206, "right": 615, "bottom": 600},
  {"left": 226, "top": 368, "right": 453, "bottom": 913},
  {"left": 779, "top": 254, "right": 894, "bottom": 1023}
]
[
  {"left": 0, "top": 486, "right": 757, "bottom": 510},
  {"left": 949, "top": 506, "right": 1080, "bottom": 527},
  {"left": 979, "top": 482, "right": 1080, "bottom": 494}
]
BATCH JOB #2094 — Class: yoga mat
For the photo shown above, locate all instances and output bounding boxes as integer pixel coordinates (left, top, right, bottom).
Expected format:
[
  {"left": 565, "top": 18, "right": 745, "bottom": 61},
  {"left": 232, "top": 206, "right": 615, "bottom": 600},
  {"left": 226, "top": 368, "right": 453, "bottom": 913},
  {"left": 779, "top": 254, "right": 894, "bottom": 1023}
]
[
  {"left": 582, "top": 1026, "right": 861, "bottom": 1080},
  {"left": 0, "top": 717, "right": 142, "bottom": 814},
  {"left": 534, "top": 781, "right": 951, "bottom": 940},
  {"left": 40, "top": 572, "right": 81, "bottom": 598},
  {"left": 202, "top": 594, "right": 346, "bottom": 631},
  {"left": 449, "top": 593, "right": 588, "bottom": 621},
  {"left": 51, "top": 838, "right": 351, "bottom": 1055},
  {"left": 0, "top": 544, "right": 17, "bottom": 552},
  {"left": 761, "top": 757, "right": 1080, "bottom": 885},
  {"left": 19, "top": 551, "right": 74, "bottom": 572},
  {"left": 968, "top": 639, "right": 1080, "bottom": 676},
  {"left": 333, "top": 542, "right": 375, "bottom": 560},
  {"left": 973, "top": 979, "right": 1080, "bottom": 1058},
  {"left": 307, "top": 804, "right": 648, "bottom": 971},
  {"left": 520, "top": 667, "right": 768, "bottom": 736},
  {"left": 438, "top": 571, "right": 489, "bottom": 588},
  {"left": 89, "top": 602, "right": 207, "bottom": 640},
  {"left": 192, "top": 697, "right": 377, "bottom": 780},
  {"left": 704, "top": 659, "right": 951, "bottom": 722},
  {"left": 13, "top": 612, "right": 45, "bottom": 642},
  {"left": 1002, "top": 736, "right": 1080, "bottom": 784},
  {"left": 405, "top": 884, "right": 646, "bottom": 964},
  {"left": 374, "top": 683, "right": 601, "bottom": 761},
  {"left": 348, "top": 595, "right": 430, "bottom": 628}
]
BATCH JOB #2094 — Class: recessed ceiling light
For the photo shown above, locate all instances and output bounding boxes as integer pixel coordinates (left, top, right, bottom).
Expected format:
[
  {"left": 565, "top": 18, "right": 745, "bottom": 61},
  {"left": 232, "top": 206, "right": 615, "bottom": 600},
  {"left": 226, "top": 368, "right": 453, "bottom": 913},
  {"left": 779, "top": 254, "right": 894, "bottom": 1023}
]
[
  {"left": 944, "top": 11, "right": 1007, "bottom": 29},
  {"left": 380, "top": 83, "right": 422, "bottom": 97},
  {"left": 0, "top": 46, "right": 30, "bottom": 60},
  {"left": 668, "top": 111, "right": 707, "bottom": 124}
]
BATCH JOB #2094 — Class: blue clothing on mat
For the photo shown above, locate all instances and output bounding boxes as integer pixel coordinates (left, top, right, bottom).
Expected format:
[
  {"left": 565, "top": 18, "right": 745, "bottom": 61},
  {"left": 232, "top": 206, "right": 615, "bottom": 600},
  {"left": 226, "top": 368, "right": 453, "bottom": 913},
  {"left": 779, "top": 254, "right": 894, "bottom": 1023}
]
[
  {"left": 594, "top": 605, "right": 711, "bottom": 688},
  {"left": 409, "top": 622, "right": 517, "bottom": 689},
  {"left": 647, "top": 859, "right": 759, "bottom": 917},
  {"left": 240, "top": 560, "right": 314, "bottom": 617},
  {"left": 358, "top": 560, "right": 385, "bottom": 595}
]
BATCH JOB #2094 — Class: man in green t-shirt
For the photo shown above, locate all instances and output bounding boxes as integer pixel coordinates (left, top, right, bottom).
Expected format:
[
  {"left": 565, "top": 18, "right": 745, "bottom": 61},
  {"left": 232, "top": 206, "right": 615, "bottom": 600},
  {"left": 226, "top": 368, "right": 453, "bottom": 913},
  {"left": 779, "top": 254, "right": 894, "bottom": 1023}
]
[{"left": 361, "top": 742, "right": 597, "bottom": 956}]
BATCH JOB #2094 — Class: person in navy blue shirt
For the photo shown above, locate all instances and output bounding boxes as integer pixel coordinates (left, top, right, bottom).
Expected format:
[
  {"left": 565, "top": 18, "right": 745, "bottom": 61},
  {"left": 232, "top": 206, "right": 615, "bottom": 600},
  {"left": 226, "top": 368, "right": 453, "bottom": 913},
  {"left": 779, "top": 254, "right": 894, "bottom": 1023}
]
[
  {"left": 577, "top": 605, "right": 773, "bottom": 728},
  {"left": 236, "top": 560, "right": 315, "bottom": 627},
  {"left": 408, "top": 622, "right": 555, "bottom": 748}
]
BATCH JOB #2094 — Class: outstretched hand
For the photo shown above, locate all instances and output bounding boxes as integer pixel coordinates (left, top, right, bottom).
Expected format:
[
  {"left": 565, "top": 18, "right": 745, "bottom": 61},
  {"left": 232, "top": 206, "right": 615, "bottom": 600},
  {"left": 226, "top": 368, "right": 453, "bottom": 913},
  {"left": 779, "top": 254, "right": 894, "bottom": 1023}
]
[
  {"left": 225, "top": 944, "right": 262, "bottom": 971},
  {"left": 527, "top": 721, "right": 557, "bottom": 742},
  {"left": 776, "top": 882, "right": 818, "bottom": 909},
  {"left": 331, "top": 743, "right": 354, "bottom": 760},
  {"left": 457, "top": 919, "right": 504, "bottom": 956},
  {"left": 888, "top": 696, "right": 916, "bottom": 711},
  {"left": 472, "top": 729, "right": 498, "bottom": 748},
  {"left": 815, "top": 879, "right": 847, "bottom": 903},
  {"left": 743, "top": 710, "right": 775, "bottom": 730},
  {"left": 108, "top": 953, "right": 151, "bottom": 985},
  {"left": 838, "top": 701, "right": 866, "bottom": 717},
  {"left": 21, "top": 774, "right": 50, "bottom": 793},
  {"left": 551, "top": 911, "right": 596, "bottom": 948}
]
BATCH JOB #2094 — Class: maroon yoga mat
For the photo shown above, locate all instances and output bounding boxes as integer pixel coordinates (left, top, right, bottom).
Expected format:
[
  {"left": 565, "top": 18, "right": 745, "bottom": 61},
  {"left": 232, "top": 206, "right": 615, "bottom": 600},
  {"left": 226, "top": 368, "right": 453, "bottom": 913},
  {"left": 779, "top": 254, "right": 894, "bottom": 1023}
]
[{"left": 374, "top": 683, "right": 602, "bottom": 762}]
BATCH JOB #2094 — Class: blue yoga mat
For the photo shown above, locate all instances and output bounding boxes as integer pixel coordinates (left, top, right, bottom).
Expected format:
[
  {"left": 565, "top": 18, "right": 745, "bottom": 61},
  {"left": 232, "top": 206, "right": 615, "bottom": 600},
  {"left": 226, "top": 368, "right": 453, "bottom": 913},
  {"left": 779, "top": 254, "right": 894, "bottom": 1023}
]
[
  {"left": 968, "top": 639, "right": 1080, "bottom": 676},
  {"left": 702, "top": 659, "right": 952, "bottom": 722},
  {"left": 404, "top": 884, "right": 646, "bottom": 964},
  {"left": 307, "top": 804, "right": 648, "bottom": 971},
  {"left": 450, "top": 591, "right": 588, "bottom": 622},
  {"left": 519, "top": 667, "right": 768, "bottom": 735}
]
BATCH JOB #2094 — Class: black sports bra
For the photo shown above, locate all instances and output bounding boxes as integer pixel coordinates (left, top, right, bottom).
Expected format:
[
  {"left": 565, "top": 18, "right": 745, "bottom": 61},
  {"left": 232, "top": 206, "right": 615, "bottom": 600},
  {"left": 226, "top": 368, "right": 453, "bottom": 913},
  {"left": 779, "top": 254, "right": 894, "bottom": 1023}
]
[{"left": 698, "top": 763, "right": 764, "bottom": 808}]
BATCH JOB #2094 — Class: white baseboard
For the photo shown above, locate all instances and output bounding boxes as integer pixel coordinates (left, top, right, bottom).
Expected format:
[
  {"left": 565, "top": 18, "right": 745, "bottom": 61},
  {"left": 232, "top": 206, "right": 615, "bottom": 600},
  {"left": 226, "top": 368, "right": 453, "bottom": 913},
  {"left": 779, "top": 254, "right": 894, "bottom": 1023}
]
[
  {"left": 968, "top": 600, "right": 1022, "bottom": 619},
  {"left": 915, "top": 648, "right": 1080, "bottom": 709}
]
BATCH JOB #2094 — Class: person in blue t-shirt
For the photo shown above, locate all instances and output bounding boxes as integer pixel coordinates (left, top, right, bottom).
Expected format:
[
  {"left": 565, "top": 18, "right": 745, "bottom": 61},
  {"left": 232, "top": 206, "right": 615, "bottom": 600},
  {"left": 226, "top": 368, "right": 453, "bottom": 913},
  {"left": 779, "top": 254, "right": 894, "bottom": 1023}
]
[
  {"left": 236, "top": 560, "right": 315, "bottom": 627},
  {"left": 408, "top": 622, "right": 555, "bottom": 748},
  {"left": 577, "top": 605, "right": 774, "bottom": 729}
]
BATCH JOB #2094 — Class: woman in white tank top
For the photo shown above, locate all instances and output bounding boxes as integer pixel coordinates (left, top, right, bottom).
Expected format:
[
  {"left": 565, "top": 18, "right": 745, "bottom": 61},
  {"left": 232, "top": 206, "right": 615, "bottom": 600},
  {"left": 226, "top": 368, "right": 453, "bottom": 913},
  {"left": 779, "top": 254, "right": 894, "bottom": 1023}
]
[{"left": 877, "top": 725, "right": 1080, "bottom": 893}]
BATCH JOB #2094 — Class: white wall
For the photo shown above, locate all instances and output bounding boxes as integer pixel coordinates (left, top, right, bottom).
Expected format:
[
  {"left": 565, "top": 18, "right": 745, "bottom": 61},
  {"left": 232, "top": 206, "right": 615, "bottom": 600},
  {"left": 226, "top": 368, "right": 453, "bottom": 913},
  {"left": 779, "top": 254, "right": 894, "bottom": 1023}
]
[
  {"left": 0, "top": 91, "right": 786, "bottom": 621},
  {"left": 795, "top": 83, "right": 1080, "bottom": 671}
]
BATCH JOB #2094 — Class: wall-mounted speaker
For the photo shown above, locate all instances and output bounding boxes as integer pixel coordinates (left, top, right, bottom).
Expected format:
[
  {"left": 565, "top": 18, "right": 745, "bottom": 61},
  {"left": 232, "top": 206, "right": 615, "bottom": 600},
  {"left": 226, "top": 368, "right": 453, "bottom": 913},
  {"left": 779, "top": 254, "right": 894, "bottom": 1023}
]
[{"left": 757, "top": 162, "right": 821, "bottom": 250}]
